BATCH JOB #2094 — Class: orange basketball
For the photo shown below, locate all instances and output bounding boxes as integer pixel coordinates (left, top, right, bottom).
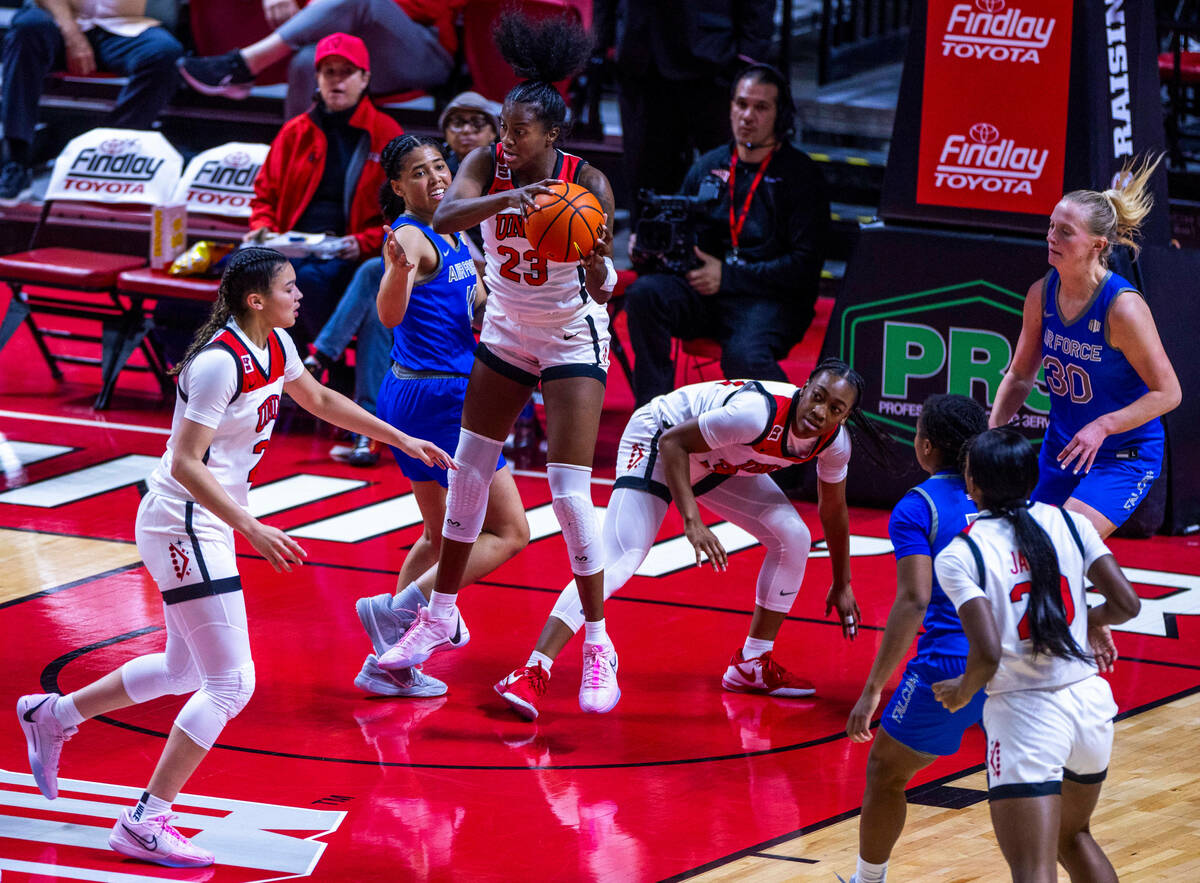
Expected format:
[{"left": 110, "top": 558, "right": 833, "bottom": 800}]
[{"left": 524, "top": 182, "right": 605, "bottom": 263}]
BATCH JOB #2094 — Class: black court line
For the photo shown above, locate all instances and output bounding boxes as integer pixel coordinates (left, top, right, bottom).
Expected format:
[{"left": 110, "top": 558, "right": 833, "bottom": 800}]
[
  {"left": 749, "top": 852, "right": 819, "bottom": 864},
  {"left": 664, "top": 681, "right": 1200, "bottom": 881}
]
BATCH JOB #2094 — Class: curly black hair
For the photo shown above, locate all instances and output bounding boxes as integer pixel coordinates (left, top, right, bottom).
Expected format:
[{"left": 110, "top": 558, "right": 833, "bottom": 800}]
[
  {"left": 377, "top": 134, "right": 447, "bottom": 223},
  {"left": 494, "top": 10, "right": 590, "bottom": 133},
  {"left": 918, "top": 394, "right": 987, "bottom": 471}
]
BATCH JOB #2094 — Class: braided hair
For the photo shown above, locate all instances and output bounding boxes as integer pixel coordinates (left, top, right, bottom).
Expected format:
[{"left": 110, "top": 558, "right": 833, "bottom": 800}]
[
  {"left": 494, "top": 11, "right": 590, "bottom": 137},
  {"left": 918, "top": 394, "right": 987, "bottom": 472},
  {"left": 965, "top": 429, "right": 1089, "bottom": 661},
  {"left": 168, "top": 247, "right": 289, "bottom": 376},
  {"left": 806, "top": 357, "right": 894, "bottom": 467},
  {"left": 377, "top": 134, "right": 448, "bottom": 223}
]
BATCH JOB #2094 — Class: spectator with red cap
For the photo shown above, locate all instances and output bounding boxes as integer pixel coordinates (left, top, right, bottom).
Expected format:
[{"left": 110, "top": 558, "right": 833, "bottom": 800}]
[
  {"left": 246, "top": 32, "right": 402, "bottom": 347},
  {"left": 178, "top": 0, "right": 457, "bottom": 119}
]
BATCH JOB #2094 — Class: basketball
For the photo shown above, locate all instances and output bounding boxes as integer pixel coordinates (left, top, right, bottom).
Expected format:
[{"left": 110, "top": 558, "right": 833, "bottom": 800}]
[{"left": 524, "top": 182, "right": 605, "bottom": 263}]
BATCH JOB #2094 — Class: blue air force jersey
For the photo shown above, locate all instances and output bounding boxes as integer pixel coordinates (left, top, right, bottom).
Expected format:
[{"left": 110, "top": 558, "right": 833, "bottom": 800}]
[
  {"left": 888, "top": 471, "right": 978, "bottom": 661},
  {"left": 1041, "top": 269, "right": 1163, "bottom": 457},
  {"left": 389, "top": 216, "right": 478, "bottom": 375}
]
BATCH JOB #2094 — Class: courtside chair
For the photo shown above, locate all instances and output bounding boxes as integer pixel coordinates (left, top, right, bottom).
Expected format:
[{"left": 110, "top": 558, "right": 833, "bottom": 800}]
[{"left": 0, "top": 128, "right": 183, "bottom": 408}]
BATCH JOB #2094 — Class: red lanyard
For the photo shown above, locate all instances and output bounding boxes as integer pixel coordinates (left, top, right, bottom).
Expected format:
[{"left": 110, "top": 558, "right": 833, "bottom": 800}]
[{"left": 728, "top": 147, "right": 775, "bottom": 259}]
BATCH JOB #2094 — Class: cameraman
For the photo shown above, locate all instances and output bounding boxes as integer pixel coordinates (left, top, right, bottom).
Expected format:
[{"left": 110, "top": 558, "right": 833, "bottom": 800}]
[{"left": 625, "top": 63, "right": 830, "bottom": 406}]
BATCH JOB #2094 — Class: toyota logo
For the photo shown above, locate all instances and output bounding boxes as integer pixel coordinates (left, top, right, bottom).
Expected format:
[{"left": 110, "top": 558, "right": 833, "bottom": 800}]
[
  {"left": 224, "top": 151, "right": 252, "bottom": 168},
  {"left": 99, "top": 138, "right": 136, "bottom": 154},
  {"left": 968, "top": 122, "right": 1000, "bottom": 144},
  {"left": 975, "top": 0, "right": 1005, "bottom": 12}
]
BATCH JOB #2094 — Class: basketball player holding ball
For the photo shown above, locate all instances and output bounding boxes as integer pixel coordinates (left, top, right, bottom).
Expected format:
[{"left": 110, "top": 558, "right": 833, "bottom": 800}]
[{"left": 376, "top": 11, "right": 624, "bottom": 715}]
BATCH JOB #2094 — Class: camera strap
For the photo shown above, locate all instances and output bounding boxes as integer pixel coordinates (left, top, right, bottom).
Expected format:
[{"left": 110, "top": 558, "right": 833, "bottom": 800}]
[{"left": 728, "top": 147, "right": 776, "bottom": 263}]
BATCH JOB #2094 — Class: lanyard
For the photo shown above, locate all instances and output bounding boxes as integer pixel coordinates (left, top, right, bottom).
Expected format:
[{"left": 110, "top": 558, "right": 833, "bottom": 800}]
[{"left": 728, "top": 147, "right": 775, "bottom": 261}]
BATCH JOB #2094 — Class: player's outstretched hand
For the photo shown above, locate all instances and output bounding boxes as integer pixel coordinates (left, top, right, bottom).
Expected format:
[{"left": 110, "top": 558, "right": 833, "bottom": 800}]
[
  {"left": 825, "top": 582, "right": 861, "bottom": 640},
  {"left": 397, "top": 434, "right": 455, "bottom": 470},
  {"left": 684, "top": 519, "right": 728, "bottom": 572},
  {"left": 846, "top": 689, "right": 881, "bottom": 742},
  {"left": 1057, "top": 419, "right": 1108, "bottom": 474},
  {"left": 931, "top": 675, "right": 970, "bottom": 712},
  {"left": 383, "top": 225, "right": 414, "bottom": 275},
  {"left": 1089, "top": 623, "right": 1118, "bottom": 673},
  {"left": 512, "top": 179, "right": 565, "bottom": 212},
  {"left": 245, "top": 521, "right": 307, "bottom": 573}
]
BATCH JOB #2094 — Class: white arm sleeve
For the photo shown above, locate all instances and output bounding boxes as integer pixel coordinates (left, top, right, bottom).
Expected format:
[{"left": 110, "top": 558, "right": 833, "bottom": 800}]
[
  {"left": 180, "top": 349, "right": 239, "bottom": 429},
  {"left": 697, "top": 392, "right": 772, "bottom": 450},
  {"left": 815, "top": 426, "right": 851, "bottom": 484},
  {"left": 935, "top": 540, "right": 988, "bottom": 611}
]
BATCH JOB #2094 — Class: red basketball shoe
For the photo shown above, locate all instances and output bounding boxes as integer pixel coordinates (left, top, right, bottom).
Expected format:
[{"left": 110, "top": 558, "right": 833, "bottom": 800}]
[
  {"left": 495, "top": 662, "right": 549, "bottom": 721},
  {"left": 721, "top": 649, "right": 816, "bottom": 697}
]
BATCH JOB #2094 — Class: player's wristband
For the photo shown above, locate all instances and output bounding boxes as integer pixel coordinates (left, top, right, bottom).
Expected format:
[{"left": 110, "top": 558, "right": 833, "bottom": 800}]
[{"left": 600, "top": 256, "right": 618, "bottom": 292}]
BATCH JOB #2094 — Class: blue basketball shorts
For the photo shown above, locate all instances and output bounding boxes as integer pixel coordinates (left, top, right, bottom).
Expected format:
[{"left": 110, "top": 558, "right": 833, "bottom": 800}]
[
  {"left": 1032, "top": 438, "right": 1162, "bottom": 528},
  {"left": 375, "top": 371, "right": 505, "bottom": 488},
  {"left": 880, "top": 656, "right": 986, "bottom": 757}
]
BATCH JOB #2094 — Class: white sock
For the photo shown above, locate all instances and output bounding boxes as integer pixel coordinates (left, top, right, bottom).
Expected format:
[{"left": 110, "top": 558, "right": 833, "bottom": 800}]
[
  {"left": 743, "top": 636, "right": 774, "bottom": 660},
  {"left": 429, "top": 590, "right": 457, "bottom": 620},
  {"left": 391, "top": 582, "right": 426, "bottom": 613},
  {"left": 528, "top": 650, "right": 554, "bottom": 673},
  {"left": 583, "top": 619, "right": 611, "bottom": 648},
  {"left": 53, "top": 693, "right": 84, "bottom": 729},
  {"left": 855, "top": 856, "right": 888, "bottom": 883},
  {"left": 131, "top": 790, "right": 172, "bottom": 822}
]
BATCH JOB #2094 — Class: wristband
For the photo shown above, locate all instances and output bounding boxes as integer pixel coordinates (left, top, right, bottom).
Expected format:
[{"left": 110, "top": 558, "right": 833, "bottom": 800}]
[{"left": 600, "top": 256, "right": 618, "bottom": 292}]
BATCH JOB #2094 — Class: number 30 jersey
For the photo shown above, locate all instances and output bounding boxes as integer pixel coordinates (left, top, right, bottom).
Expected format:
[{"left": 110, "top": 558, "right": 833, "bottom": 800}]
[
  {"left": 481, "top": 144, "right": 601, "bottom": 327},
  {"left": 1040, "top": 268, "right": 1163, "bottom": 456}
]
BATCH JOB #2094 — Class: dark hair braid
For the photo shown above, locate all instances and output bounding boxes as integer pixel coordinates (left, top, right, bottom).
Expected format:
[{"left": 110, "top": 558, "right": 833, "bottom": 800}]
[
  {"left": 168, "top": 247, "right": 289, "bottom": 376},
  {"left": 919, "top": 393, "right": 988, "bottom": 471},
  {"left": 377, "top": 134, "right": 447, "bottom": 223},
  {"left": 494, "top": 11, "right": 589, "bottom": 133},
  {"left": 966, "top": 429, "right": 1089, "bottom": 662},
  {"left": 807, "top": 357, "right": 895, "bottom": 468}
]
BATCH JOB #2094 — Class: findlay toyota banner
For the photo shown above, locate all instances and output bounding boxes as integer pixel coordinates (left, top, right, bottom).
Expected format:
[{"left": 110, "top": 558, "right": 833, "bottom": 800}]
[
  {"left": 45, "top": 128, "right": 182, "bottom": 205},
  {"left": 172, "top": 142, "right": 269, "bottom": 218},
  {"left": 916, "top": 0, "right": 1073, "bottom": 216}
]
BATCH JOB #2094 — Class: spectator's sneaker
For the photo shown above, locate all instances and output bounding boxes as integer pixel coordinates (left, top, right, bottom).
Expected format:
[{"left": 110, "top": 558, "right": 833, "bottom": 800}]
[
  {"left": 579, "top": 643, "right": 620, "bottom": 714},
  {"left": 377, "top": 606, "right": 470, "bottom": 670},
  {"left": 17, "top": 693, "right": 76, "bottom": 800},
  {"left": 347, "top": 434, "right": 380, "bottom": 467},
  {"left": 355, "top": 655, "right": 447, "bottom": 697},
  {"left": 495, "top": 662, "right": 549, "bottom": 721},
  {"left": 356, "top": 592, "right": 417, "bottom": 655},
  {"left": 302, "top": 354, "right": 326, "bottom": 381},
  {"left": 721, "top": 649, "right": 815, "bottom": 697},
  {"left": 108, "top": 809, "right": 214, "bottom": 868},
  {"left": 177, "top": 52, "right": 254, "bottom": 99},
  {"left": 0, "top": 161, "right": 32, "bottom": 200}
]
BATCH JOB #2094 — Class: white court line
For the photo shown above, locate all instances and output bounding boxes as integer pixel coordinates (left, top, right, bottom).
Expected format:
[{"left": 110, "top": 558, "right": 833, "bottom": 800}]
[{"left": 0, "top": 409, "right": 171, "bottom": 435}]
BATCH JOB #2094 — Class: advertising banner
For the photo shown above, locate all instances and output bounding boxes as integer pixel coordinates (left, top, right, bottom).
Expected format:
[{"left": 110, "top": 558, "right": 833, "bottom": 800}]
[
  {"left": 916, "top": 0, "right": 1073, "bottom": 217},
  {"left": 172, "top": 143, "right": 269, "bottom": 218},
  {"left": 45, "top": 128, "right": 182, "bottom": 205}
]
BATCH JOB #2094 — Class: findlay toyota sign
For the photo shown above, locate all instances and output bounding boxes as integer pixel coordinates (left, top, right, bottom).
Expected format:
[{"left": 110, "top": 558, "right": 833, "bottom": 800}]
[{"left": 832, "top": 279, "right": 1049, "bottom": 445}]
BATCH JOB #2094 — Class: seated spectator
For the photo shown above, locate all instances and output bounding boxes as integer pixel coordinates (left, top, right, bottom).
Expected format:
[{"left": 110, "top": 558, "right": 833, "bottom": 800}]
[
  {"left": 246, "top": 32, "right": 401, "bottom": 349},
  {"left": 0, "top": 0, "right": 183, "bottom": 198},
  {"left": 304, "top": 90, "right": 501, "bottom": 466},
  {"left": 624, "top": 63, "right": 830, "bottom": 406},
  {"left": 177, "top": 0, "right": 456, "bottom": 120}
]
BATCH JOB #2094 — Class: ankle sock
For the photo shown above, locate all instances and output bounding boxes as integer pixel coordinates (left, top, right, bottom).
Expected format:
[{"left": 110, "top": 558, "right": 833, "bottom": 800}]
[
  {"left": 855, "top": 856, "right": 888, "bottom": 883},
  {"left": 429, "top": 590, "right": 457, "bottom": 620},
  {"left": 131, "top": 790, "right": 171, "bottom": 822},
  {"left": 52, "top": 693, "right": 84, "bottom": 729},
  {"left": 743, "top": 636, "right": 774, "bottom": 659},
  {"left": 583, "top": 619, "right": 610, "bottom": 648},
  {"left": 528, "top": 650, "right": 554, "bottom": 673}
]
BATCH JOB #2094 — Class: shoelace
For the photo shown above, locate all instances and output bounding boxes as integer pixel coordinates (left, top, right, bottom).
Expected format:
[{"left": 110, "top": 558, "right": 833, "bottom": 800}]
[
  {"left": 522, "top": 664, "right": 548, "bottom": 695},
  {"left": 149, "top": 814, "right": 189, "bottom": 846},
  {"left": 757, "top": 651, "right": 785, "bottom": 685},
  {"left": 583, "top": 648, "right": 614, "bottom": 689}
]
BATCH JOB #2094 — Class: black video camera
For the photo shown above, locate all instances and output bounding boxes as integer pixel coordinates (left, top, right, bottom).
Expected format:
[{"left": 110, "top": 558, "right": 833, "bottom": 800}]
[{"left": 631, "top": 177, "right": 722, "bottom": 274}]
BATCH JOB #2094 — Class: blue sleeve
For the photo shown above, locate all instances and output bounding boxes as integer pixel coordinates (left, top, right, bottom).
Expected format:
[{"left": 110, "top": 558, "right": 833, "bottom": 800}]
[{"left": 889, "top": 491, "right": 933, "bottom": 561}]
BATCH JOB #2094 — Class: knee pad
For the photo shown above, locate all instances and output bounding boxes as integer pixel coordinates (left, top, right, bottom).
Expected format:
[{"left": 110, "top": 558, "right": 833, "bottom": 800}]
[
  {"left": 174, "top": 662, "right": 255, "bottom": 751},
  {"left": 548, "top": 463, "right": 602, "bottom": 576},
  {"left": 120, "top": 652, "right": 200, "bottom": 704},
  {"left": 443, "top": 428, "right": 503, "bottom": 543}
]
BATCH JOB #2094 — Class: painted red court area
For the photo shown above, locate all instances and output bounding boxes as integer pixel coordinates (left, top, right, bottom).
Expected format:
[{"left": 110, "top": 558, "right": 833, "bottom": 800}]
[{"left": 3, "top": 335, "right": 1200, "bottom": 881}]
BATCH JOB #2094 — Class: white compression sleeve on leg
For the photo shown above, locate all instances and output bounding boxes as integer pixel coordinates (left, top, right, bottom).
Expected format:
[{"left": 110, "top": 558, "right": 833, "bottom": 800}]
[
  {"left": 547, "top": 463, "right": 603, "bottom": 577},
  {"left": 442, "top": 428, "right": 504, "bottom": 544},
  {"left": 550, "top": 487, "right": 668, "bottom": 631}
]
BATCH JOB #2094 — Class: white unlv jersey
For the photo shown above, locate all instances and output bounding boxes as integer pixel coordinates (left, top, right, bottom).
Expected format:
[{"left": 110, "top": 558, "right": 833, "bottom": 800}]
[
  {"left": 935, "top": 502, "right": 1111, "bottom": 695},
  {"left": 481, "top": 144, "right": 603, "bottom": 327},
  {"left": 146, "top": 322, "right": 304, "bottom": 507},
  {"left": 646, "top": 379, "right": 851, "bottom": 485}
]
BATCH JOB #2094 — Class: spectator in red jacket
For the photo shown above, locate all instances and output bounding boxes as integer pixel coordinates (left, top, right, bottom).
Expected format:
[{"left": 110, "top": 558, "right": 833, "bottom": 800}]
[
  {"left": 178, "top": 0, "right": 457, "bottom": 119},
  {"left": 246, "top": 32, "right": 402, "bottom": 343}
]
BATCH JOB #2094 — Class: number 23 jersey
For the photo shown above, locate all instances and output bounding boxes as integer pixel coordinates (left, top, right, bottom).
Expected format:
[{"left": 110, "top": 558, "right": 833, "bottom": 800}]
[
  {"left": 1040, "top": 268, "right": 1163, "bottom": 457},
  {"left": 146, "top": 321, "right": 305, "bottom": 507},
  {"left": 481, "top": 143, "right": 604, "bottom": 327}
]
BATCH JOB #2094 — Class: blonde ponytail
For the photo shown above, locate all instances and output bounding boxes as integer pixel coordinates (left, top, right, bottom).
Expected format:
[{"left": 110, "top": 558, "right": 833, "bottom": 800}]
[{"left": 1064, "top": 153, "right": 1163, "bottom": 263}]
